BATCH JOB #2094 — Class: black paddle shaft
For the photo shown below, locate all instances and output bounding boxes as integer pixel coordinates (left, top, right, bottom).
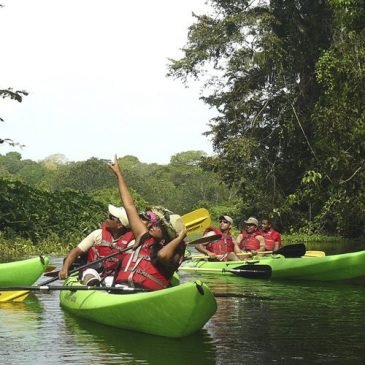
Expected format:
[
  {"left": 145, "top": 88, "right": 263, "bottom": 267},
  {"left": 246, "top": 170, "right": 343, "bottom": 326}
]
[
  {"left": 224, "top": 264, "right": 272, "bottom": 279},
  {"left": 40, "top": 245, "right": 134, "bottom": 285}
]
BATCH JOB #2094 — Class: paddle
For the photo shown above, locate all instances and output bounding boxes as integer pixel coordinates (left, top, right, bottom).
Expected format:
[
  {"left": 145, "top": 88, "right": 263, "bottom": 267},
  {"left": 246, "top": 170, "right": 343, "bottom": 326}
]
[
  {"left": 0, "top": 283, "right": 274, "bottom": 300},
  {"left": 0, "top": 290, "right": 30, "bottom": 302},
  {"left": 179, "top": 264, "right": 272, "bottom": 279},
  {"left": 304, "top": 250, "right": 325, "bottom": 257},
  {"left": 185, "top": 242, "right": 306, "bottom": 259},
  {"left": 266, "top": 243, "right": 306, "bottom": 258},
  {"left": 187, "top": 234, "right": 221, "bottom": 246},
  {"left": 182, "top": 208, "right": 211, "bottom": 235},
  {"left": 39, "top": 245, "right": 134, "bottom": 285},
  {"left": 0, "top": 285, "right": 150, "bottom": 293}
]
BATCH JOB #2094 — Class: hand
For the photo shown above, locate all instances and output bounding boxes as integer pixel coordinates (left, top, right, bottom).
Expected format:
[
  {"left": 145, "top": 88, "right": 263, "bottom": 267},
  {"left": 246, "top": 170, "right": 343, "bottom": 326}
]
[
  {"left": 178, "top": 226, "right": 187, "bottom": 240},
  {"left": 108, "top": 154, "right": 122, "bottom": 176},
  {"left": 208, "top": 252, "right": 217, "bottom": 259},
  {"left": 58, "top": 268, "right": 68, "bottom": 280}
]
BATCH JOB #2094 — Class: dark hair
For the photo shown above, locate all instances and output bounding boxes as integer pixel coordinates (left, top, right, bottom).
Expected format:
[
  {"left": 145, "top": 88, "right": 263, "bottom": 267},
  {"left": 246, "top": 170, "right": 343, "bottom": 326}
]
[{"left": 159, "top": 221, "right": 172, "bottom": 244}]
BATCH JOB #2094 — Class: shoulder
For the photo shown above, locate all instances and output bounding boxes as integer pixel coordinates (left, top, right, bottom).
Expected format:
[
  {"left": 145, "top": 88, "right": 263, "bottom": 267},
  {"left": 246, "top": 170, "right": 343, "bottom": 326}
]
[{"left": 77, "top": 229, "right": 102, "bottom": 252}]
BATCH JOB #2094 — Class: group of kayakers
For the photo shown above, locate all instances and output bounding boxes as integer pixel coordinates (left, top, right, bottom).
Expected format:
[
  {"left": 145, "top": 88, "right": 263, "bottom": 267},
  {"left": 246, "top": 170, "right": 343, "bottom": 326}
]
[
  {"left": 195, "top": 215, "right": 282, "bottom": 261},
  {"left": 58, "top": 155, "right": 282, "bottom": 290},
  {"left": 59, "top": 155, "right": 187, "bottom": 291}
]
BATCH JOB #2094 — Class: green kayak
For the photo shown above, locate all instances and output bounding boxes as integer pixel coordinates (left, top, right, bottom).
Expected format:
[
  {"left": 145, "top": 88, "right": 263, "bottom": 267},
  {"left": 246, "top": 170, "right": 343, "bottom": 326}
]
[
  {"left": 0, "top": 256, "right": 49, "bottom": 286},
  {"left": 0, "top": 256, "right": 50, "bottom": 301},
  {"left": 181, "top": 250, "right": 365, "bottom": 281},
  {"left": 60, "top": 277, "right": 217, "bottom": 338}
]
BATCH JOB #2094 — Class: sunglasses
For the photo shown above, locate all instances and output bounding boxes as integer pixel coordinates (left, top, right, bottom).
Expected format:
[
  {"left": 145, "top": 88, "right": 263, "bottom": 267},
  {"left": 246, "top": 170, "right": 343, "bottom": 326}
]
[
  {"left": 139, "top": 212, "right": 150, "bottom": 221},
  {"left": 220, "top": 219, "right": 229, "bottom": 224}
]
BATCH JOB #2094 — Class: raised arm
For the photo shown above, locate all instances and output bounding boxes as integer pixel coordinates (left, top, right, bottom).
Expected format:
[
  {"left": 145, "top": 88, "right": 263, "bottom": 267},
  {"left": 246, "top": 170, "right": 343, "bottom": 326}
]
[
  {"left": 157, "top": 227, "right": 187, "bottom": 265},
  {"left": 108, "top": 155, "right": 147, "bottom": 240}
]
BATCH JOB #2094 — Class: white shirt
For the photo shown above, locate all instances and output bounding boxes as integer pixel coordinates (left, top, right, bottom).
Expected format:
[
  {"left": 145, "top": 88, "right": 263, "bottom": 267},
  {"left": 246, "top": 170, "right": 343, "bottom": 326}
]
[{"left": 77, "top": 229, "right": 135, "bottom": 252}]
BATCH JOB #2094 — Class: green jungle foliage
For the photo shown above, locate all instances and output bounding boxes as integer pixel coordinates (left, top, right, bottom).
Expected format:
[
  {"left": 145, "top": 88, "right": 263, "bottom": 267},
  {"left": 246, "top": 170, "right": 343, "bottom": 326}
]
[
  {"left": 0, "top": 151, "right": 237, "bottom": 250},
  {"left": 168, "top": 0, "right": 365, "bottom": 238}
]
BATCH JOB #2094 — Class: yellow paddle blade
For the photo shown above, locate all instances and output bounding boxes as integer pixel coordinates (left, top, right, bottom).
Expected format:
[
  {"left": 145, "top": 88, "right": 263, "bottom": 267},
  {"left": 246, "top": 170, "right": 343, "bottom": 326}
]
[
  {"left": 182, "top": 208, "right": 211, "bottom": 235},
  {"left": 304, "top": 251, "right": 326, "bottom": 257},
  {"left": 0, "top": 290, "right": 29, "bottom": 302}
]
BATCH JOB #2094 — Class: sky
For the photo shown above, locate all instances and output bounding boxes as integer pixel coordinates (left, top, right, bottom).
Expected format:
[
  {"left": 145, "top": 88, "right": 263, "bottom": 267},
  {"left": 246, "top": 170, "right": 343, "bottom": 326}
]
[{"left": 0, "top": 0, "right": 216, "bottom": 164}]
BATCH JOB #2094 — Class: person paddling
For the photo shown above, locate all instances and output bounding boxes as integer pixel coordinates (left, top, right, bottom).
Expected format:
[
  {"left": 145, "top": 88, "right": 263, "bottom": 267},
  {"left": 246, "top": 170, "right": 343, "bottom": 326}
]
[
  {"left": 59, "top": 204, "right": 134, "bottom": 285},
  {"left": 195, "top": 215, "right": 238, "bottom": 261},
  {"left": 108, "top": 155, "right": 187, "bottom": 290}
]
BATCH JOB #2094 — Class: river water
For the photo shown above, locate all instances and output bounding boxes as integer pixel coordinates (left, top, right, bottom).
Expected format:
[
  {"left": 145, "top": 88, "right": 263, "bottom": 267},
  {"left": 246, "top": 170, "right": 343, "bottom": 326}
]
[{"left": 1, "top": 244, "right": 365, "bottom": 364}]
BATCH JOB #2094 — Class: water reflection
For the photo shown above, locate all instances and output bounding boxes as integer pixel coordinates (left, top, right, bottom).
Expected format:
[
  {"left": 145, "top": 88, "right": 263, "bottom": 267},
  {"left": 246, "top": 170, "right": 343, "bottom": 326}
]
[
  {"left": 62, "top": 312, "right": 216, "bottom": 365},
  {"left": 198, "top": 273, "right": 365, "bottom": 364},
  {"left": 0, "top": 294, "right": 43, "bottom": 357}
]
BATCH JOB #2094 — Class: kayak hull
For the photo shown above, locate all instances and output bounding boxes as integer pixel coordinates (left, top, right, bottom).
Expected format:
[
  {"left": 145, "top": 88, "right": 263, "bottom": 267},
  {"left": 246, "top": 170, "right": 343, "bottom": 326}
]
[
  {"left": 0, "top": 256, "right": 49, "bottom": 286},
  {"left": 0, "top": 256, "right": 49, "bottom": 302},
  {"left": 60, "top": 277, "right": 217, "bottom": 338},
  {"left": 182, "top": 250, "right": 365, "bottom": 281}
]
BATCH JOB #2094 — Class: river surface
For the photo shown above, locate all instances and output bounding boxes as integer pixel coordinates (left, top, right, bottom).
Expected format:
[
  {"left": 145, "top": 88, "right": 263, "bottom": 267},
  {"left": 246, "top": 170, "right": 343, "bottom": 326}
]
[{"left": 1, "top": 243, "right": 365, "bottom": 364}]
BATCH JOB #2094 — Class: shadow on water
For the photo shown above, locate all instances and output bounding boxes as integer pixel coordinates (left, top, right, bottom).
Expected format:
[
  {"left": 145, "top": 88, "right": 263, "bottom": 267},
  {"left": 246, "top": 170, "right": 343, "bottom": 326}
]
[{"left": 61, "top": 311, "right": 217, "bottom": 365}]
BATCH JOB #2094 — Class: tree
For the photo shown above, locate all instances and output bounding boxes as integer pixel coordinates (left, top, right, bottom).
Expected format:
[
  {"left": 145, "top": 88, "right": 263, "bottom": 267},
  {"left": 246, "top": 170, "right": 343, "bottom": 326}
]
[
  {"left": 168, "top": 1, "right": 365, "bottom": 236},
  {"left": 1, "top": 88, "right": 28, "bottom": 148}
]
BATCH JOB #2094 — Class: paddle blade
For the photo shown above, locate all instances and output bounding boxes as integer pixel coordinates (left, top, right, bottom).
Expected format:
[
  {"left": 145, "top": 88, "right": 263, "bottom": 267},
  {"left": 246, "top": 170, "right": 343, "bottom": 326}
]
[
  {"left": 182, "top": 208, "right": 211, "bottom": 235},
  {"left": 226, "top": 265, "right": 272, "bottom": 280},
  {"left": 188, "top": 234, "right": 222, "bottom": 246},
  {"left": 275, "top": 243, "right": 306, "bottom": 258},
  {"left": 0, "top": 290, "right": 29, "bottom": 302},
  {"left": 43, "top": 270, "right": 60, "bottom": 277},
  {"left": 305, "top": 250, "right": 325, "bottom": 257}
]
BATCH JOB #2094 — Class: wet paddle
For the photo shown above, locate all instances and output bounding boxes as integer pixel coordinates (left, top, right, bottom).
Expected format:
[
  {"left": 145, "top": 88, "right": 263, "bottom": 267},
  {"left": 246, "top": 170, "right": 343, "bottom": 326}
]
[{"left": 179, "top": 264, "right": 272, "bottom": 279}]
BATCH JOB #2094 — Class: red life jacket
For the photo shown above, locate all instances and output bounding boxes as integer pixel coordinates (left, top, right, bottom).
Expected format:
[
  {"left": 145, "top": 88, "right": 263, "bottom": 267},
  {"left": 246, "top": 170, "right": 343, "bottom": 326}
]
[
  {"left": 204, "top": 227, "right": 234, "bottom": 255},
  {"left": 260, "top": 228, "right": 282, "bottom": 251},
  {"left": 238, "top": 230, "right": 261, "bottom": 251},
  {"left": 87, "top": 224, "right": 134, "bottom": 275},
  {"left": 115, "top": 235, "right": 172, "bottom": 290}
]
